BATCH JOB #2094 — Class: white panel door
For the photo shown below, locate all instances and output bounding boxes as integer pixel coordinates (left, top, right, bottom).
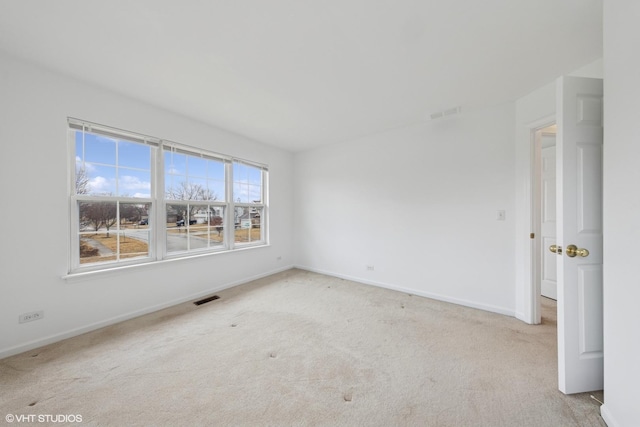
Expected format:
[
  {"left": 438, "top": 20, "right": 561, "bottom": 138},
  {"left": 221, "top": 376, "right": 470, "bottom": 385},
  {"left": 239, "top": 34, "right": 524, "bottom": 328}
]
[
  {"left": 540, "top": 135, "right": 557, "bottom": 300},
  {"left": 556, "top": 76, "right": 603, "bottom": 394}
]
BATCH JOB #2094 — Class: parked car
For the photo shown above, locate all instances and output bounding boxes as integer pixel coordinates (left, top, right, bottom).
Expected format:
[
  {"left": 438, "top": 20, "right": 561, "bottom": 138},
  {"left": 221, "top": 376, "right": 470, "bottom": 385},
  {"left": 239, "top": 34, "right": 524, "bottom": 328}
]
[
  {"left": 176, "top": 219, "right": 197, "bottom": 226},
  {"left": 139, "top": 219, "right": 148, "bottom": 225}
]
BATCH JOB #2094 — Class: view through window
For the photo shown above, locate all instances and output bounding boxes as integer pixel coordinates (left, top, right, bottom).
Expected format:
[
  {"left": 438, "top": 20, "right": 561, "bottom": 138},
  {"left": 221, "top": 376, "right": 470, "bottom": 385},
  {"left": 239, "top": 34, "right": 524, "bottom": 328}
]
[{"left": 69, "top": 119, "right": 268, "bottom": 273}]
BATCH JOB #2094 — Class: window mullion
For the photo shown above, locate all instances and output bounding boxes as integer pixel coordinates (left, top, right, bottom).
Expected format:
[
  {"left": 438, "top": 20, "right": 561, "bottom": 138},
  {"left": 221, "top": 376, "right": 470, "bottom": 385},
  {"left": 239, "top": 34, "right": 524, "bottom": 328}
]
[
  {"left": 262, "top": 168, "right": 268, "bottom": 244},
  {"left": 227, "top": 161, "right": 234, "bottom": 250},
  {"left": 156, "top": 143, "right": 165, "bottom": 260},
  {"left": 70, "top": 196, "right": 80, "bottom": 271},
  {"left": 69, "top": 127, "right": 79, "bottom": 272},
  {"left": 116, "top": 202, "right": 121, "bottom": 262}
]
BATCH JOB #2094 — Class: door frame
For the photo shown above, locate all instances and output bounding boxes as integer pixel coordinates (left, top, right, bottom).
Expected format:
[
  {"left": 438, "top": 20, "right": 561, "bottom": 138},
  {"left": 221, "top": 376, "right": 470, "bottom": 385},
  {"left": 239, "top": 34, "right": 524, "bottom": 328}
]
[
  {"left": 534, "top": 124, "right": 558, "bottom": 302},
  {"left": 526, "top": 114, "right": 556, "bottom": 325}
]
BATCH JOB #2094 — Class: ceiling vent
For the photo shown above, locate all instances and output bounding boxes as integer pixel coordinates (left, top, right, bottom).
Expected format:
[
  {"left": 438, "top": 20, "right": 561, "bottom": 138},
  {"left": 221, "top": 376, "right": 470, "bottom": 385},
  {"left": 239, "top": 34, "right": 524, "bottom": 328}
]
[{"left": 430, "top": 106, "right": 462, "bottom": 120}]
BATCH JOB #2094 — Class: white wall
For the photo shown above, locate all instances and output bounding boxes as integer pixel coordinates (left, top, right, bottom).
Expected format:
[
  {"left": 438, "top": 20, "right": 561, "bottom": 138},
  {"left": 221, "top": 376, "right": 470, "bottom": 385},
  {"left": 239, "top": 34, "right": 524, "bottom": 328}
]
[
  {"left": 0, "top": 52, "right": 294, "bottom": 358},
  {"left": 601, "top": 1, "right": 640, "bottom": 425},
  {"left": 294, "top": 103, "right": 516, "bottom": 315}
]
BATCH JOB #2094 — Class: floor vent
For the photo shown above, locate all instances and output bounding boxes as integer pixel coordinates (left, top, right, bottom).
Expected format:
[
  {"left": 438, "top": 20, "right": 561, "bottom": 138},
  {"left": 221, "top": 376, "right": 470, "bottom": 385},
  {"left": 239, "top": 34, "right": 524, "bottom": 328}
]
[{"left": 194, "top": 295, "right": 220, "bottom": 306}]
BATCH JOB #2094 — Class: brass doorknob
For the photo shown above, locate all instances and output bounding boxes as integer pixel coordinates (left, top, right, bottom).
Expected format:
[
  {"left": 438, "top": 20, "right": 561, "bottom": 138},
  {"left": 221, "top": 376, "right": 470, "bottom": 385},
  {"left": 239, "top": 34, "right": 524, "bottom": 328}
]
[
  {"left": 566, "top": 244, "right": 589, "bottom": 258},
  {"left": 549, "top": 244, "right": 562, "bottom": 254}
]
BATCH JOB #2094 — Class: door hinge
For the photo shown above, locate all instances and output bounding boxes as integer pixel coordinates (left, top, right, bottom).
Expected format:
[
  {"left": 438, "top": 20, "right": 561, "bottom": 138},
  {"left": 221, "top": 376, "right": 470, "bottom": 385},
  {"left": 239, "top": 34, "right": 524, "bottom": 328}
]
[{"left": 530, "top": 233, "right": 535, "bottom": 239}]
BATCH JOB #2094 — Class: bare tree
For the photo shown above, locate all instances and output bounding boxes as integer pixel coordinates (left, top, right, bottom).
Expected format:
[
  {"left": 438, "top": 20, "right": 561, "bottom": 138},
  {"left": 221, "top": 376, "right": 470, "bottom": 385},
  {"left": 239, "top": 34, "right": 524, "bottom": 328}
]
[
  {"left": 80, "top": 202, "right": 103, "bottom": 232},
  {"left": 165, "top": 182, "right": 217, "bottom": 201},
  {"left": 75, "top": 167, "right": 90, "bottom": 195},
  {"left": 166, "top": 182, "right": 217, "bottom": 225},
  {"left": 120, "top": 203, "right": 148, "bottom": 225},
  {"left": 80, "top": 201, "right": 117, "bottom": 237}
]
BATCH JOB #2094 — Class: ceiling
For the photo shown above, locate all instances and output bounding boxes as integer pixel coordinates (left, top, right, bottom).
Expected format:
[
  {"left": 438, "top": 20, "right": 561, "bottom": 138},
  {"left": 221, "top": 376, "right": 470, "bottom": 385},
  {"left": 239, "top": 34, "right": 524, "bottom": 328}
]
[{"left": 0, "top": 1, "right": 602, "bottom": 152}]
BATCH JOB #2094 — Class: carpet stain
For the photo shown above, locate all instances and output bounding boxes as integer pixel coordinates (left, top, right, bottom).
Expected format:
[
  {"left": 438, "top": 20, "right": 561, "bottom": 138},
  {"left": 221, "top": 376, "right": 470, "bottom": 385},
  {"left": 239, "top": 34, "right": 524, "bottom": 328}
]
[
  {"left": 269, "top": 352, "right": 277, "bottom": 359},
  {"left": 230, "top": 324, "right": 238, "bottom": 328},
  {"left": 28, "top": 401, "right": 37, "bottom": 407},
  {"left": 343, "top": 390, "right": 353, "bottom": 402}
]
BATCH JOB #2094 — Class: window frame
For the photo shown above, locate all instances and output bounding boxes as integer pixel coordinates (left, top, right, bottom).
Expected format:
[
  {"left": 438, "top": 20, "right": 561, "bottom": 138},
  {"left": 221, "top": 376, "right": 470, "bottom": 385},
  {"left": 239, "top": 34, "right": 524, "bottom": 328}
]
[
  {"left": 68, "top": 118, "right": 269, "bottom": 275},
  {"left": 230, "top": 160, "right": 268, "bottom": 249}
]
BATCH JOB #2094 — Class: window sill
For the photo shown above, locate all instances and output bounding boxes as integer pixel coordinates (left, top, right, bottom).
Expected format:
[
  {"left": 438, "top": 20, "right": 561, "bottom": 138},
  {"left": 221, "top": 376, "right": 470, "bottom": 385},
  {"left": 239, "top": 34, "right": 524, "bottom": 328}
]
[{"left": 62, "top": 243, "right": 270, "bottom": 282}]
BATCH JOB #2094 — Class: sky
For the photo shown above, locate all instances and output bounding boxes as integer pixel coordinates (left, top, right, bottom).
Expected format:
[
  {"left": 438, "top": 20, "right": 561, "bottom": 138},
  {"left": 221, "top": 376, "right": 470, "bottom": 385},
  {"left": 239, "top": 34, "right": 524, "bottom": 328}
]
[
  {"left": 75, "top": 131, "right": 151, "bottom": 198},
  {"left": 75, "top": 130, "right": 263, "bottom": 202}
]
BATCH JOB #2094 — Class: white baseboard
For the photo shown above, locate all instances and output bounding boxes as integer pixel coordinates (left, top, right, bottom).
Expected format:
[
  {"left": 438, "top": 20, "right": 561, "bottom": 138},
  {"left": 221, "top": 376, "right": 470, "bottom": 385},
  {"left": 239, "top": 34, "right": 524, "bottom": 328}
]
[
  {"left": 295, "top": 265, "right": 516, "bottom": 317},
  {"left": 0, "top": 265, "right": 294, "bottom": 360},
  {"left": 600, "top": 404, "right": 617, "bottom": 427}
]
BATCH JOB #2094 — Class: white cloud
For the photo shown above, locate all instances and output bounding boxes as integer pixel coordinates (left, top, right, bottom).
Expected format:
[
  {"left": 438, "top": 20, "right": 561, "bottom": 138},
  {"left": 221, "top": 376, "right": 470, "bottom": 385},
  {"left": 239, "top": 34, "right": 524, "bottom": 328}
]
[
  {"left": 86, "top": 174, "right": 151, "bottom": 197},
  {"left": 75, "top": 157, "right": 97, "bottom": 173},
  {"left": 120, "top": 175, "right": 151, "bottom": 191},
  {"left": 88, "top": 176, "right": 113, "bottom": 194}
]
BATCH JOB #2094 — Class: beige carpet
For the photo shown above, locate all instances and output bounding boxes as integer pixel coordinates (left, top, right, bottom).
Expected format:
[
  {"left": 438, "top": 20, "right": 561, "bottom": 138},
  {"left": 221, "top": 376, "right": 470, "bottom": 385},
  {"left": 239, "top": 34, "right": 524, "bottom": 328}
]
[{"left": 0, "top": 269, "right": 605, "bottom": 426}]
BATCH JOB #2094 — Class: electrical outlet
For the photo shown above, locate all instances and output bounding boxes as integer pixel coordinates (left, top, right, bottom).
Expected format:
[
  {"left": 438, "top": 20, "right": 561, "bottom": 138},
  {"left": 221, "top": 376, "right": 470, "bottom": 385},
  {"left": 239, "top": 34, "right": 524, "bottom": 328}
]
[
  {"left": 366, "top": 265, "right": 375, "bottom": 271},
  {"left": 19, "top": 311, "right": 44, "bottom": 324}
]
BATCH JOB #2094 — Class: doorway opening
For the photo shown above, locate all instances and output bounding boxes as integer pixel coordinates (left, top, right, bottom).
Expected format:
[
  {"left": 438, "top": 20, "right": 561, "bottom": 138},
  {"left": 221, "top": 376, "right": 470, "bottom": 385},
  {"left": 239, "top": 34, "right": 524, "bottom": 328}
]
[{"left": 531, "top": 122, "right": 557, "bottom": 324}]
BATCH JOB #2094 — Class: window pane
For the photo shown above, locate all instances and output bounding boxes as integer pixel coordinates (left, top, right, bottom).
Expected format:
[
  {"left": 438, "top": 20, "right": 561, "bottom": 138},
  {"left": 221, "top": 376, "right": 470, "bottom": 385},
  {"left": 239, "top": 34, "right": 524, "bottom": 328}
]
[
  {"left": 79, "top": 201, "right": 117, "bottom": 233},
  {"left": 164, "top": 176, "right": 180, "bottom": 199},
  {"left": 166, "top": 203, "right": 224, "bottom": 253},
  {"left": 79, "top": 233, "right": 113, "bottom": 264},
  {"left": 189, "top": 177, "right": 208, "bottom": 197},
  {"left": 248, "top": 167, "right": 262, "bottom": 185},
  {"left": 75, "top": 162, "right": 90, "bottom": 196},
  {"left": 83, "top": 164, "right": 116, "bottom": 196},
  {"left": 234, "top": 206, "right": 262, "bottom": 244},
  {"left": 166, "top": 181, "right": 208, "bottom": 201},
  {"left": 84, "top": 134, "right": 116, "bottom": 165},
  {"left": 248, "top": 184, "right": 262, "bottom": 203},
  {"left": 189, "top": 204, "right": 211, "bottom": 251},
  {"left": 208, "top": 179, "right": 225, "bottom": 202},
  {"left": 165, "top": 151, "right": 187, "bottom": 176},
  {"left": 207, "top": 159, "right": 225, "bottom": 200},
  {"left": 117, "top": 229, "right": 150, "bottom": 260},
  {"left": 165, "top": 151, "right": 225, "bottom": 201},
  {"left": 79, "top": 201, "right": 117, "bottom": 265},
  {"left": 118, "top": 140, "right": 150, "bottom": 169},
  {"left": 119, "top": 168, "right": 151, "bottom": 198},
  {"left": 209, "top": 207, "right": 225, "bottom": 247},
  {"left": 77, "top": 201, "right": 150, "bottom": 266},
  {"left": 233, "top": 182, "right": 244, "bottom": 203},
  {"left": 119, "top": 202, "right": 151, "bottom": 227},
  {"left": 76, "top": 131, "right": 151, "bottom": 198},
  {"left": 188, "top": 156, "right": 208, "bottom": 178},
  {"left": 166, "top": 203, "right": 189, "bottom": 253},
  {"left": 208, "top": 160, "right": 225, "bottom": 181},
  {"left": 233, "top": 162, "right": 262, "bottom": 203}
]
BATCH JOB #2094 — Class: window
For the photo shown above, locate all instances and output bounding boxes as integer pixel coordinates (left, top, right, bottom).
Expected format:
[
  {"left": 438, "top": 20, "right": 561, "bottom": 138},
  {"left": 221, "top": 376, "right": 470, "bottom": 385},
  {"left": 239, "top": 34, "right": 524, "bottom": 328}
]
[
  {"left": 233, "top": 161, "right": 266, "bottom": 245},
  {"left": 68, "top": 119, "right": 268, "bottom": 273},
  {"left": 164, "top": 147, "right": 228, "bottom": 255}
]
